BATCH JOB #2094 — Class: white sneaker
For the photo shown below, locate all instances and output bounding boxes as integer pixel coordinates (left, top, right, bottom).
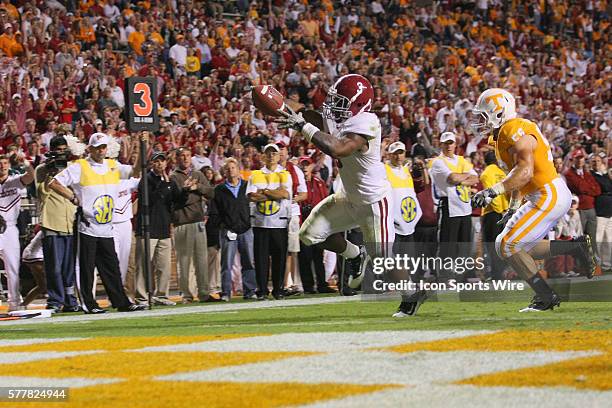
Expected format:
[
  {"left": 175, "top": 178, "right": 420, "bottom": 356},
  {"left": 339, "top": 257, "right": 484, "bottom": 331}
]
[
  {"left": 152, "top": 296, "right": 176, "bottom": 306},
  {"left": 8, "top": 304, "right": 25, "bottom": 313},
  {"left": 392, "top": 310, "right": 410, "bottom": 318}
]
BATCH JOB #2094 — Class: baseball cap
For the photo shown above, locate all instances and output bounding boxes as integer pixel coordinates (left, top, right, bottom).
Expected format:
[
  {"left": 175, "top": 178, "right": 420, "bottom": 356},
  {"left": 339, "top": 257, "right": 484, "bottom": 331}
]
[
  {"left": 298, "top": 156, "right": 313, "bottom": 165},
  {"left": 89, "top": 132, "right": 109, "bottom": 147},
  {"left": 11, "top": 93, "right": 20, "bottom": 100},
  {"left": 440, "top": 132, "right": 456, "bottom": 143},
  {"left": 263, "top": 143, "right": 280, "bottom": 153},
  {"left": 150, "top": 151, "right": 166, "bottom": 161},
  {"left": 94, "top": 119, "right": 103, "bottom": 125},
  {"left": 388, "top": 141, "right": 406, "bottom": 153},
  {"left": 571, "top": 195, "right": 579, "bottom": 204}
]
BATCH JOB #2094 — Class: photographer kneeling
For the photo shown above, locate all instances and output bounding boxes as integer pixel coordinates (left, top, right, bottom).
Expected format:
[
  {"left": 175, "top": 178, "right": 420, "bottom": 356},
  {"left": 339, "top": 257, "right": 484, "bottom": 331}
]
[{"left": 35, "top": 136, "right": 81, "bottom": 313}]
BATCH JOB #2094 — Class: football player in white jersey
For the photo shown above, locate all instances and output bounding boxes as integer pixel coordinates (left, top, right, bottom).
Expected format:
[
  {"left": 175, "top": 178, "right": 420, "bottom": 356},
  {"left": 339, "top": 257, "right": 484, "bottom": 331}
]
[
  {"left": 277, "top": 74, "right": 394, "bottom": 291},
  {"left": 0, "top": 153, "right": 35, "bottom": 311}
]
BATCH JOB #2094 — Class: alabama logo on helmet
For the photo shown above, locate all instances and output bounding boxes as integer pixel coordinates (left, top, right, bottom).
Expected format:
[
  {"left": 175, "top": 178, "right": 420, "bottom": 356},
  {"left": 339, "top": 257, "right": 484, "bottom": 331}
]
[{"left": 323, "top": 74, "right": 374, "bottom": 122}]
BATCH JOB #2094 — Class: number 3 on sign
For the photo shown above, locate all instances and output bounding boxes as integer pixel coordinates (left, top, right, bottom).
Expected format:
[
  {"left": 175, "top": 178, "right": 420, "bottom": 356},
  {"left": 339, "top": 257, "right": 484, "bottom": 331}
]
[{"left": 133, "top": 82, "right": 153, "bottom": 117}]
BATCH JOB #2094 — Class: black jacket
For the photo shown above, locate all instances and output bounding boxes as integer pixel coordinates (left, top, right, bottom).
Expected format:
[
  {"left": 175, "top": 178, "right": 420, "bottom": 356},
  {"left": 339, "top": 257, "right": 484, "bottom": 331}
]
[
  {"left": 213, "top": 180, "right": 251, "bottom": 235},
  {"left": 136, "top": 170, "right": 186, "bottom": 239},
  {"left": 592, "top": 170, "right": 612, "bottom": 218}
]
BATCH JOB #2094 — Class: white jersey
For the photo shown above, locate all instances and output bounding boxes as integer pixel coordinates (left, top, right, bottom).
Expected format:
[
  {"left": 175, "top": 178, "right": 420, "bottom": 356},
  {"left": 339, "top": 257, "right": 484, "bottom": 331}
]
[
  {"left": 327, "top": 112, "right": 390, "bottom": 205},
  {"left": 429, "top": 154, "right": 476, "bottom": 217},
  {"left": 0, "top": 175, "right": 24, "bottom": 225},
  {"left": 113, "top": 178, "right": 140, "bottom": 223},
  {"left": 55, "top": 158, "right": 132, "bottom": 238}
]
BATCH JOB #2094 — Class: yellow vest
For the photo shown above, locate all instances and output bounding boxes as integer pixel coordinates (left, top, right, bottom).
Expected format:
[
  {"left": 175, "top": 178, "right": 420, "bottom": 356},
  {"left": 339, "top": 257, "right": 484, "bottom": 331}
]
[
  {"left": 77, "top": 159, "right": 121, "bottom": 237},
  {"left": 385, "top": 163, "right": 422, "bottom": 236}
]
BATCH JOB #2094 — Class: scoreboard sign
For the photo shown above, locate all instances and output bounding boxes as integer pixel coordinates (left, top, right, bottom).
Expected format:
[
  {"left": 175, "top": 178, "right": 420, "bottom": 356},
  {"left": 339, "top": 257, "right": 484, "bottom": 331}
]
[{"left": 124, "top": 76, "right": 159, "bottom": 132}]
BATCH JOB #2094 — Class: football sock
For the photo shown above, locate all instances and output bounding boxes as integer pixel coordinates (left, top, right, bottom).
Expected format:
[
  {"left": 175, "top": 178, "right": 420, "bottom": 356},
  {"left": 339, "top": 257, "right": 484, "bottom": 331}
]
[
  {"left": 341, "top": 241, "right": 360, "bottom": 259},
  {"left": 526, "top": 273, "right": 554, "bottom": 297}
]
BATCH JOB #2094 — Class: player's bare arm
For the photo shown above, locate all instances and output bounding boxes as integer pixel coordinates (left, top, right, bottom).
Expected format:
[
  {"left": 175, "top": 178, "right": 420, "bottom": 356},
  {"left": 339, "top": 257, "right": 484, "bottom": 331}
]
[
  {"left": 472, "top": 134, "right": 536, "bottom": 208},
  {"left": 276, "top": 105, "right": 367, "bottom": 158},
  {"left": 310, "top": 131, "right": 368, "bottom": 159},
  {"left": 500, "top": 135, "right": 536, "bottom": 192}
]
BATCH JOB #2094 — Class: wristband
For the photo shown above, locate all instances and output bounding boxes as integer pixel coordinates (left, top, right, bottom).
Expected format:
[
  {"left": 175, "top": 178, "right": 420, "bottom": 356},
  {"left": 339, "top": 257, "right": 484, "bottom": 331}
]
[
  {"left": 490, "top": 182, "right": 506, "bottom": 196},
  {"left": 301, "top": 123, "right": 320, "bottom": 142}
]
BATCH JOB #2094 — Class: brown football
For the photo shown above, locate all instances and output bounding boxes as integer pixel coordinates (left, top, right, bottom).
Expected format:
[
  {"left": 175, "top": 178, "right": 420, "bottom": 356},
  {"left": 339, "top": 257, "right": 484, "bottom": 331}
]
[{"left": 252, "top": 85, "right": 285, "bottom": 117}]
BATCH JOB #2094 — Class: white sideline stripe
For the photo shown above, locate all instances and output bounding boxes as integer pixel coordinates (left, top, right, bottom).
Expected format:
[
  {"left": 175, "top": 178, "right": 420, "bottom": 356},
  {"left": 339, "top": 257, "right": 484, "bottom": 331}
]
[
  {"left": 0, "top": 337, "right": 88, "bottom": 347},
  {"left": 302, "top": 384, "right": 612, "bottom": 408},
  {"left": 158, "top": 350, "right": 597, "bottom": 385},
  {"left": 136, "top": 330, "right": 491, "bottom": 353},
  {"left": 0, "top": 375, "right": 120, "bottom": 389},
  {"left": 0, "top": 296, "right": 361, "bottom": 326},
  {"left": 0, "top": 351, "right": 102, "bottom": 365}
]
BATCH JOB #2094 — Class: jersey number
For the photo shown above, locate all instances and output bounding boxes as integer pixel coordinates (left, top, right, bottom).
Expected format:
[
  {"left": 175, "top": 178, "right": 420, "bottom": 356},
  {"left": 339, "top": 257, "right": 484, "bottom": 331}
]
[{"left": 133, "top": 82, "right": 153, "bottom": 117}]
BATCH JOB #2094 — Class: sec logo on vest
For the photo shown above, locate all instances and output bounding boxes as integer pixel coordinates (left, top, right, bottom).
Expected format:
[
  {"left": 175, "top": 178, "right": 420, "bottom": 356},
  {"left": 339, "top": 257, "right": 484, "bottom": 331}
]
[
  {"left": 93, "top": 194, "right": 115, "bottom": 224},
  {"left": 456, "top": 185, "right": 470, "bottom": 203},
  {"left": 401, "top": 196, "right": 417, "bottom": 222},
  {"left": 257, "top": 200, "right": 280, "bottom": 216}
]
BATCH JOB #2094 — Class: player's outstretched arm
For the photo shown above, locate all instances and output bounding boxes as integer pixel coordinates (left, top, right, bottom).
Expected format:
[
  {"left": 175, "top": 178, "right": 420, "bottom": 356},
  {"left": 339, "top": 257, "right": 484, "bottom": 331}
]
[{"left": 276, "top": 106, "right": 366, "bottom": 158}]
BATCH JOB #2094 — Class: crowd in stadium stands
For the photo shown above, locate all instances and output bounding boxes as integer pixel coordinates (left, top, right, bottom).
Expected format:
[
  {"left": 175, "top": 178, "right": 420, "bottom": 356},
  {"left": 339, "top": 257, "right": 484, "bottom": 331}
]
[{"left": 0, "top": 0, "right": 610, "bottom": 312}]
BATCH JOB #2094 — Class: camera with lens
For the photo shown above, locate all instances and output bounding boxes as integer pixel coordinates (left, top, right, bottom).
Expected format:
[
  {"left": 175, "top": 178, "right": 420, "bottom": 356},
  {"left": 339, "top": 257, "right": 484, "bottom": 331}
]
[{"left": 44, "top": 150, "right": 69, "bottom": 174}]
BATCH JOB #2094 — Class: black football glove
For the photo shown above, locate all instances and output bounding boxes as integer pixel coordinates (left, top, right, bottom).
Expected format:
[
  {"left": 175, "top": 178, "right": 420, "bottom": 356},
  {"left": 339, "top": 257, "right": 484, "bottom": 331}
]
[{"left": 0, "top": 214, "right": 6, "bottom": 234}]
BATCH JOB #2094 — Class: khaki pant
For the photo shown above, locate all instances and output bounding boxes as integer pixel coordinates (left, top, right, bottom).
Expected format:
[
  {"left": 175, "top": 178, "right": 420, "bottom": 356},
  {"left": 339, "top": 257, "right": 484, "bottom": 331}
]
[
  {"left": 208, "top": 246, "right": 221, "bottom": 293},
  {"left": 174, "top": 223, "right": 208, "bottom": 300},
  {"left": 596, "top": 216, "right": 611, "bottom": 269},
  {"left": 135, "top": 237, "right": 173, "bottom": 299}
]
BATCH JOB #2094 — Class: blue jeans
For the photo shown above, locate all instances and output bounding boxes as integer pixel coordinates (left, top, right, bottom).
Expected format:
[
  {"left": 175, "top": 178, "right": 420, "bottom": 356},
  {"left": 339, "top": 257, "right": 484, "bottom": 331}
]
[
  {"left": 219, "top": 228, "right": 256, "bottom": 298},
  {"left": 42, "top": 234, "right": 78, "bottom": 308}
]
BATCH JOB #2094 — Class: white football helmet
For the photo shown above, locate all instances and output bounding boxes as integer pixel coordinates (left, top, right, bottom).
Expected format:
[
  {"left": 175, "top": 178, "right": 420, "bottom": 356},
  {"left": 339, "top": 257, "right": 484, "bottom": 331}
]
[{"left": 471, "top": 88, "right": 516, "bottom": 136}]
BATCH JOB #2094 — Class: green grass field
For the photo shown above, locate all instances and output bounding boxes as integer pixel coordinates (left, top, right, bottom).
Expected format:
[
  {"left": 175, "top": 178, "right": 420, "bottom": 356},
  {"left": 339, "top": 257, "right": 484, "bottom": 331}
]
[{"left": 2, "top": 299, "right": 611, "bottom": 339}]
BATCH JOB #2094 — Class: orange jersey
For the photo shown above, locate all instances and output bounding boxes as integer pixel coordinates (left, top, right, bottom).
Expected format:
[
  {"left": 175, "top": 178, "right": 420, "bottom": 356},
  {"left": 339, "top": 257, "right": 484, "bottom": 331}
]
[{"left": 495, "top": 118, "right": 557, "bottom": 196}]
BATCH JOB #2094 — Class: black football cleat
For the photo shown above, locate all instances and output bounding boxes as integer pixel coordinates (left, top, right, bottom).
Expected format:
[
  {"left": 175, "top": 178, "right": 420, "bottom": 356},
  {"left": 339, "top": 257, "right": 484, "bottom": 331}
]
[
  {"left": 576, "top": 235, "right": 597, "bottom": 279},
  {"left": 519, "top": 293, "right": 561, "bottom": 312},
  {"left": 392, "top": 290, "right": 427, "bottom": 317},
  {"left": 347, "top": 245, "right": 371, "bottom": 289}
]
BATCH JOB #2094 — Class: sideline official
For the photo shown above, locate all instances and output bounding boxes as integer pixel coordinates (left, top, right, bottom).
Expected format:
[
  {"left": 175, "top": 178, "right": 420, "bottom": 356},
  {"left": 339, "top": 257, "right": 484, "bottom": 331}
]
[
  {"left": 49, "top": 133, "right": 145, "bottom": 314},
  {"left": 247, "top": 143, "right": 292, "bottom": 300},
  {"left": 429, "top": 132, "right": 479, "bottom": 279}
]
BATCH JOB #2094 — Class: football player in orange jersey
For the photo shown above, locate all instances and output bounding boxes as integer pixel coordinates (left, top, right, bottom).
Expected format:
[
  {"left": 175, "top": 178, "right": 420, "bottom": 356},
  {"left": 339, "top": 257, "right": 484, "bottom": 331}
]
[{"left": 471, "top": 89, "right": 596, "bottom": 312}]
